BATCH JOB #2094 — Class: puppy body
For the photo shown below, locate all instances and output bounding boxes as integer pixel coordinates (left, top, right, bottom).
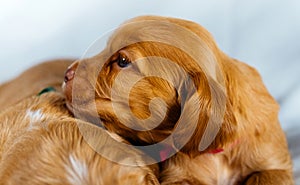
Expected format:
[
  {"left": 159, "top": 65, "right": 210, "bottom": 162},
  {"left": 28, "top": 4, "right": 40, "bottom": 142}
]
[
  {"left": 160, "top": 152, "right": 241, "bottom": 185},
  {"left": 63, "top": 16, "right": 294, "bottom": 184},
  {"left": 0, "top": 93, "right": 159, "bottom": 185},
  {"left": 0, "top": 59, "right": 73, "bottom": 112}
]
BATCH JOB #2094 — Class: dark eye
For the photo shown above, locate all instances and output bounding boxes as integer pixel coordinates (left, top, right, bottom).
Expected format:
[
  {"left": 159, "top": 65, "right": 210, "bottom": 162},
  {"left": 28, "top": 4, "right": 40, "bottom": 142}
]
[{"left": 117, "top": 55, "right": 130, "bottom": 68}]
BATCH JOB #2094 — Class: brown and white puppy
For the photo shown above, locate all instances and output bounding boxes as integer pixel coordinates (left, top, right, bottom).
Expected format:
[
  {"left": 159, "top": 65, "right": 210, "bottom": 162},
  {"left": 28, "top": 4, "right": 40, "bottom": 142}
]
[
  {"left": 0, "top": 92, "right": 159, "bottom": 185},
  {"left": 0, "top": 59, "right": 73, "bottom": 112},
  {"left": 63, "top": 16, "right": 294, "bottom": 184}
]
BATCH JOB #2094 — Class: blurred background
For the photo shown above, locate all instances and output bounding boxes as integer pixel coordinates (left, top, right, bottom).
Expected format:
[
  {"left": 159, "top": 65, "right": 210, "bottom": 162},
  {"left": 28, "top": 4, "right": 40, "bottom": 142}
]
[{"left": 0, "top": 0, "right": 299, "bottom": 182}]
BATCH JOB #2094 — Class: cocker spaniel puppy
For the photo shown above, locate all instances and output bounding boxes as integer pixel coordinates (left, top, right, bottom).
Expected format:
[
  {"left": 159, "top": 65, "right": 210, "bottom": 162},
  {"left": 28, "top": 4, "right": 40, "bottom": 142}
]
[
  {"left": 0, "top": 59, "right": 73, "bottom": 111},
  {"left": 63, "top": 16, "right": 294, "bottom": 184},
  {"left": 0, "top": 92, "right": 159, "bottom": 185}
]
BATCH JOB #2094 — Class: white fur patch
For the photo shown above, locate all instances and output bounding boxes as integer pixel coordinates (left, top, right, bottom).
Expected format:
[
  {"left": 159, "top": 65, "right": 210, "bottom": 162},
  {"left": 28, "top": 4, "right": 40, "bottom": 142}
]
[
  {"left": 65, "top": 154, "right": 88, "bottom": 185},
  {"left": 213, "top": 156, "right": 240, "bottom": 185},
  {"left": 26, "top": 109, "right": 45, "bottom": 130}
]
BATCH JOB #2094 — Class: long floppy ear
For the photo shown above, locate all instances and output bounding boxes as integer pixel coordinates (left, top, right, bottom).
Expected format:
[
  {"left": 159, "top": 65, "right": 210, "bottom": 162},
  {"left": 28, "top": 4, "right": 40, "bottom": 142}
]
[
  {"left": 148, "top": 17, "right": 239, "bottom": 155},
  {"left": 170, "top": 68, "right": 237, "bottom": 155},
  {"left": 200, "top": 71, "right": 238, "bottom": 152}
]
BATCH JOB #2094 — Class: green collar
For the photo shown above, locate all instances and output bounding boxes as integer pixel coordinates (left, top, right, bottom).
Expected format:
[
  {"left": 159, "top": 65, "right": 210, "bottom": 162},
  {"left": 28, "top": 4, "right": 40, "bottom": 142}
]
[{"left": 38, "top": 87, "right": 56, "bottom": 96}]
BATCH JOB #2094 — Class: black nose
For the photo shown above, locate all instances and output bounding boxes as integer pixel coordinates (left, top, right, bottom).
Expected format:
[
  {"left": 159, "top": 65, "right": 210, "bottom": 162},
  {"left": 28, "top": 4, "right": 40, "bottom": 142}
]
[{"left": 64, "top": 62, "right": 78, "bottom": 82}]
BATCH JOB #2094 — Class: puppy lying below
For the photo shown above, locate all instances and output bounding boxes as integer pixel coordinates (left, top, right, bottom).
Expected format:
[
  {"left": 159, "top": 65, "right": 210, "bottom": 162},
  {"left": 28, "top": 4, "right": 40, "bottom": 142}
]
[
  {"left": 63, "top": 15, "right": 294, "bottom": 184},
  {"left": 0, "top": 92, "right": 159, "bottom": 185},
  {"left": 0, "top": 59, "right": 73, "bottom": 112}
]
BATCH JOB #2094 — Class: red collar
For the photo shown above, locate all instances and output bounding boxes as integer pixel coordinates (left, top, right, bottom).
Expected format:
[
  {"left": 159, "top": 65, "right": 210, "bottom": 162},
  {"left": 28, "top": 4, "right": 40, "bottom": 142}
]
[
  {"left": 159, "top": 144, "right": 175, "bottom": 161},
  {"left": 208, "top": 148, "right": 224, "bottom": 154},
  {"left": 207, "top": 139, "right": 240, "bottom": 154},
  {"left": 159, "top": 139, "right": 240, "bottom": 161}
]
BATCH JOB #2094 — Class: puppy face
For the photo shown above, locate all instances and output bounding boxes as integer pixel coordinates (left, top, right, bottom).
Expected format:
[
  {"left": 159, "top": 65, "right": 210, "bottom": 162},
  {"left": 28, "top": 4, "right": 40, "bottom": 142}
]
[{"left": 63, "top": 16, "right": 237, "bottom": 155}]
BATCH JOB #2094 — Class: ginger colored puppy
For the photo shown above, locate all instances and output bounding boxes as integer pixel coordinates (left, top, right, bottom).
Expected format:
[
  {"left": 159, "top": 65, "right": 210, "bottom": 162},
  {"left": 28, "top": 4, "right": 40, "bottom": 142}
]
[
  {"left": 0, "top": 59, "right": 73, "bottom": 111},
  {"left": 0, "top": 93, "right": 159, "bottom": 185},
  {"left": 63, "top": 16, "right": 294, "bottom": 184}
]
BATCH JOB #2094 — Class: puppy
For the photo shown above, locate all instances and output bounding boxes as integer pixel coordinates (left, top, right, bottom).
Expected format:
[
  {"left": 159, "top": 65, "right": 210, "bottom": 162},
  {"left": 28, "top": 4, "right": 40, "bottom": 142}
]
[
  {"left": 63, "top": 16, "right": 294, "bottom": 184},
  {"left": 0, "top": 59, "right": 73, "bottom": 112},
  {"left": 0, "top": 92, "right": 159, "bottom": 185}
]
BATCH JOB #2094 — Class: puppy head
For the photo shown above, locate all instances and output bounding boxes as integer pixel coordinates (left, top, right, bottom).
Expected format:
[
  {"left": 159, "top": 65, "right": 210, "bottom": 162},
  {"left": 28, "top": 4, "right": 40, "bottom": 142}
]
[{"left": 63, "top": 16, "right": 237, "bottom": 156}]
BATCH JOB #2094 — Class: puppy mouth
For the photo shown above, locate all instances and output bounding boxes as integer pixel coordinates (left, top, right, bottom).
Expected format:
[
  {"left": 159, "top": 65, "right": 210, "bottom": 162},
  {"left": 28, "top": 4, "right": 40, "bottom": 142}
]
[
  {"left": 66, "top": 97, "right": 114, "bottom": 129},
  {"left": 65, "top": 97, "right": 93, "bottom": 112},
  {"left": 65, "top": 101, "right": 74, "bottom": 114},
  {"left": 66, "top": 96, "right": 111, "bottom": 114}
]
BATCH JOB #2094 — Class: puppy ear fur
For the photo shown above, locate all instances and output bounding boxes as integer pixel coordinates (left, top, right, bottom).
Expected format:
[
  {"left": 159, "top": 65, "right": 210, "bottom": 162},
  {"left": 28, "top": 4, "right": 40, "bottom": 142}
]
[
  {"left": 142, "top": 16, "right": 240, "bottom": 155},
  {"left": 124, "top": 23, "right": 239, "bottom": 155},
  {"left": 171, "top": 59, "right": 238, "bottom": 156}
]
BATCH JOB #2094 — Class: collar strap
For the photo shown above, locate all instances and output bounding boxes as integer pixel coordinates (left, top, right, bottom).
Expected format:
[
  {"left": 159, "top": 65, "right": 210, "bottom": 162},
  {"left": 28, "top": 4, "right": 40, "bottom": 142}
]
[
  {"left": 38, "top": 86, "right": 56, "bottom": 96},
  {"left": 158, "top": 139, "right": 240, "bottom": 161},
  {"left": 208, "top": 148, "right": 224, "bottom": 154},
  {"left": 159, "top": 144, "right": 175, "bottom": 161},
  {"left": 207, "top": 139, "right": 240, "bottom": 154}
]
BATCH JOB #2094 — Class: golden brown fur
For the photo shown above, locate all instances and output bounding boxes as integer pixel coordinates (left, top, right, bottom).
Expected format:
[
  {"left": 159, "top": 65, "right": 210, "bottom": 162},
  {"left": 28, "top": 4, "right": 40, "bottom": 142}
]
[
  {"left": 0, "top": 59, "right": 73, "bottom": 112},
  {"left": 0, "top": 92, "right": 159, "bottom": 185},
  {"left": 63, "top": 16, "right": 294, "bottom": 184}
]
